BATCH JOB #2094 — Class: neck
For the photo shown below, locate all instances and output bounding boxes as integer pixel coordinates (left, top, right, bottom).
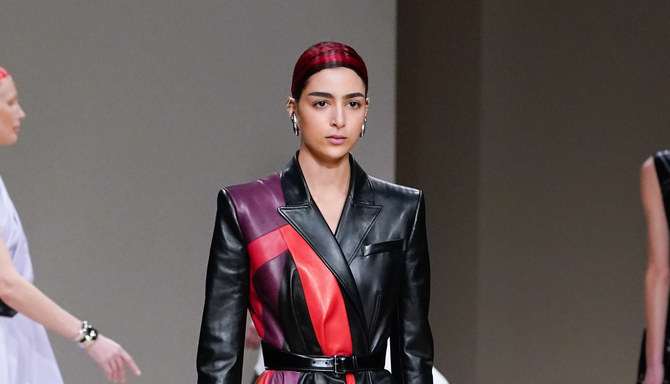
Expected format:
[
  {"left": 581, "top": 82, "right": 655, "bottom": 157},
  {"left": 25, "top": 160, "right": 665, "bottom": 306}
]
[{"left": 297, "top": 151, "right": 351, "bottom": 199}]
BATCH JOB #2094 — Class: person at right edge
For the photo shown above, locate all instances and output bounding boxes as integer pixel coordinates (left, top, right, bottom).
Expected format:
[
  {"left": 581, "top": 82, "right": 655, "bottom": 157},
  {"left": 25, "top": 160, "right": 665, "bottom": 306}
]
[
  {"left": 197, "top": 41, "right": 434, "bottom": 383},
  {"left": 638, "top": 150, "right": 670, "bottom": 384}
]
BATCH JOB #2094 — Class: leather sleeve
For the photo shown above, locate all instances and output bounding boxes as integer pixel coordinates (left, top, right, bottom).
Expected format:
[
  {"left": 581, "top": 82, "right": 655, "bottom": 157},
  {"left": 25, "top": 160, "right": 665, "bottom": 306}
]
[
  {"left": 391, "top": 193, "right": 434, "bottom": 383},
  {"left": 197, "top": 189, "right": 249, "bottom": 384}
]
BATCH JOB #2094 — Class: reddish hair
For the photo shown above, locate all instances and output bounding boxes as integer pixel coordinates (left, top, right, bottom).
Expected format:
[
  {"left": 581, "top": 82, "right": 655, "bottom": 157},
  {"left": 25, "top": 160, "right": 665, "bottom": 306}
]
[
  {"left": 0, "top": 66, "right": 9, "bottom": 80},
  {"left": 291, "top": 42, "right": 368, "bottom": 100}
]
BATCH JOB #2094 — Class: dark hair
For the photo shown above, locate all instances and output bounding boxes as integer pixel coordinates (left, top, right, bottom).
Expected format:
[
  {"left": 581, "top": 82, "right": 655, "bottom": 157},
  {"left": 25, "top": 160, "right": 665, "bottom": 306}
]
[{"left": 291, "top": 41, "right": 368, "bottom": 100}]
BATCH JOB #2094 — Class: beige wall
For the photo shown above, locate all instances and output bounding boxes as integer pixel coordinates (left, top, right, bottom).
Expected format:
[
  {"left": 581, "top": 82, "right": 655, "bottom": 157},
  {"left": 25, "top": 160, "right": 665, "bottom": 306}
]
[
  {"left": 0, "top": 2, "right": 396, "bottom": 383},
  {"left": 398, "top": 1, "right": 670, "bottom": 382}
]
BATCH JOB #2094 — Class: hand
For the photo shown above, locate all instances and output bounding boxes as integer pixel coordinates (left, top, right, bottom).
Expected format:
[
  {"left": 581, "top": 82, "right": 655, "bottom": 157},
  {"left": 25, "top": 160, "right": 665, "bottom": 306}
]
[
  {"left": 644, "top": 365, "right": 664, "bottom": 384},
  {"left": 85, "top": 334, "right": 141, "bottom": 383}
]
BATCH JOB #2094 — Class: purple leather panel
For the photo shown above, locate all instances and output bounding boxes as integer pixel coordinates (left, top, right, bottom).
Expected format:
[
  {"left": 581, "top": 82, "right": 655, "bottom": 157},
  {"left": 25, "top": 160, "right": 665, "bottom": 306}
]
[
  {"left": 268, "top": 370, "right": 300, "bottom": 384},
  {"left": 226, "top": 173, "right": 286, "bottom": 243},
  {"left": 253, "top": 251, "right": 286, "bottom": 313},
  {"left": 253, "top": 251, "right": 288, "bottom": 349},
  {"left": 262, "top": 303, "right": 284, "bottom": 350}
]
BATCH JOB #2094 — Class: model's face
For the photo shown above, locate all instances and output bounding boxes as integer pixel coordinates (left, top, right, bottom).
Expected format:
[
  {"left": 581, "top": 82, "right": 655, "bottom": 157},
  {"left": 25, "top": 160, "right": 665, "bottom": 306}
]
[
  {"left": 0, "top": 77, "right": 26, "bottom": 146},
  {"left": 289, "top": 67, "right": 368, "bottom": 165}
]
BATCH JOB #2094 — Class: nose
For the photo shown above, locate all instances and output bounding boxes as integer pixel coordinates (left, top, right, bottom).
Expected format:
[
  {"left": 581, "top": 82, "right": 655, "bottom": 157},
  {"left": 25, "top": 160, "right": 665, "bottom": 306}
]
[
  {"left": 331, "top": 104, "right": 345, "bottom": 129},
  {"left": 16, "top": 103, "right": 25, "bottom": 121}
]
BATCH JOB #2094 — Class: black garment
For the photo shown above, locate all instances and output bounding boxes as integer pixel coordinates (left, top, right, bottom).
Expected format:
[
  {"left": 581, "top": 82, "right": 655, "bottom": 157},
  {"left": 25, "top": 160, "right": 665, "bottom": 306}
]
[{"left": 197, "top": 154, "right": 433, "bottom": 383}]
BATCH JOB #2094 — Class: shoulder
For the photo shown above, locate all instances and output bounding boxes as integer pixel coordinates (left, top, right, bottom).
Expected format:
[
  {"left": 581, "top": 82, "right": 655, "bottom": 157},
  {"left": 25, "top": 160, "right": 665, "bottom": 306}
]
[
  {"left": 643, "top": 150, "right": 670, "bottom": 173},
  {"left": 217, "top": 173, "right": 286, "bottom": 240},
  {"left": 641, "top": 155, "right": 656, "bottom": 180},
  {"left": 641, "top": 150, "right": 668, "bottom": 172},
  {"left": 367, "top": 176, "right": 423, "bottom": 208},
  {"left": 222, "top": 173, "right": 282, "bottom": 201},
  {"left": 640, "top": 150, "right": 670, "bottom": 181},
  {"left": 368, "top": 176, "right": 421, "bottom": 196},
  {"left": 641, "top": 153, "right": 664, "bottom": 210},
  {"left": 640, "top": 150, "right": 670, "bottom": 185}
]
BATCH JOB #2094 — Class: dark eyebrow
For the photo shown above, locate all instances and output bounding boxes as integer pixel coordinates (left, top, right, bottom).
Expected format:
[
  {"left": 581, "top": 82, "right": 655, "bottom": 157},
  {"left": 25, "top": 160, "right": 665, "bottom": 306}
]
[
  {"left": 306, "top": 91, "right": 365, "bottom": 99},
  {"left": 307, "top": 91, "right": 334, "bottom": 98},
  {"left": 345, "top": 92, "right": 365, "bottom": 99}
]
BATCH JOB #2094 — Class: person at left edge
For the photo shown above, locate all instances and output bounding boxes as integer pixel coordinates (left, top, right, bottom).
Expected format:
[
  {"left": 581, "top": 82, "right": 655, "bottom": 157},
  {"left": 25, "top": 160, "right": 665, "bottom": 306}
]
[{"left": 0, "top": 66, "right": 141, "bottom": 383}]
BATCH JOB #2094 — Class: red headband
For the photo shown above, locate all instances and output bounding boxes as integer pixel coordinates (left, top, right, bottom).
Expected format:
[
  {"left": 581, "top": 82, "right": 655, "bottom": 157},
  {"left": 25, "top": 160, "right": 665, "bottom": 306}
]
[
  {"left": 291, "top": 42, "right": 368, "bottom": 98},
  {"left": 0, "top": 66, "right": 9, "bottom": 80}
]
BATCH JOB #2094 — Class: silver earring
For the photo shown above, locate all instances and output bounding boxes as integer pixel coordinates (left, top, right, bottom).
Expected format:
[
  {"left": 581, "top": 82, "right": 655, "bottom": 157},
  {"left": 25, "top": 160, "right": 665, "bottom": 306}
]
[
  {"left": 360, "top": 118, "right": 367, "bottom": 137},
  {"left": 291, "top": 113, "right": 299, "bottom": 136}
]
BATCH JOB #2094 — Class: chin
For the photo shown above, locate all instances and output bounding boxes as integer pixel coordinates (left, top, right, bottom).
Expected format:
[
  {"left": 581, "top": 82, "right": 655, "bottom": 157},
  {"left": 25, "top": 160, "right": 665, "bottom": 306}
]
[
  {"left": 325, "top": 148, "right": 352, "bottom": 160},
  {"left": 0, "top": 136, "right": 18, "bottom": 146}
]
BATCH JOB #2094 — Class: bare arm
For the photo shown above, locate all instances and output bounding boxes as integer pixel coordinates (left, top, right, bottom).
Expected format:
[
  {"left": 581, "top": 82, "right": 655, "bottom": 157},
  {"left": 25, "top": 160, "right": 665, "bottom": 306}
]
[
  {"left": 641, "top": 157, "right": 669, "bottom": 384},
  {"left": 0, "top": 235, "right": 81, "bottom": 337},
  {"left": 0, "top": 235, "right": 140, "bottom": 382}
]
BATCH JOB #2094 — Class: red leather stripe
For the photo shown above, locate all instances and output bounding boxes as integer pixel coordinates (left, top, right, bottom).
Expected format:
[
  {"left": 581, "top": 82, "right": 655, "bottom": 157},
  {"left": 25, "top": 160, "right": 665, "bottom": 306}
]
[
  {"left": 279, "top": 226, "right": 353, "bottom": 356},
  {"left": 255, "top": 370, "right": 273, "bottom": 384},
  {"left": 248, "top": 227, "right": 290, "bottom": 276},
  {"left": 247, "top": 227, "right": 290, "bottom": 338}
]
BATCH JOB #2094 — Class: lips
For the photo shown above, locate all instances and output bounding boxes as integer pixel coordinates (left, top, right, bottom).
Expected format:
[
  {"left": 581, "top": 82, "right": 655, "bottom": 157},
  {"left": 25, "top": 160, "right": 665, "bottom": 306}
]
[{"left": 326, "top": 135, "right": 346, "bottom": 145}]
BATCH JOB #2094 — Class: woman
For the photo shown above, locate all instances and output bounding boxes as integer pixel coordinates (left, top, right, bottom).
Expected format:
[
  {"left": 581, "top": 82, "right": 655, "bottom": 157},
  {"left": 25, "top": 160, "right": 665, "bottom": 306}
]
[
  {"left": 0, "top": 66, "right": 141, "bottom": 383},
  {"left": 197, "top": 42, "right": 434, "bottom": 383},
  {"left": 638, "top": 151, "right": 670, "bottom": 384}
]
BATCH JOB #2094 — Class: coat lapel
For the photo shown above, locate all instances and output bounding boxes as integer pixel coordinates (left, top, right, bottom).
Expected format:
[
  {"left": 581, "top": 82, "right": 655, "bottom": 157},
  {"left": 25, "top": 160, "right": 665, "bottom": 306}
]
[
  {"left": 335, "top": 159, "right": 381, "bottom": 263},
  {"left": 277, "top": 153, "right": 378, "bottom": 342}
]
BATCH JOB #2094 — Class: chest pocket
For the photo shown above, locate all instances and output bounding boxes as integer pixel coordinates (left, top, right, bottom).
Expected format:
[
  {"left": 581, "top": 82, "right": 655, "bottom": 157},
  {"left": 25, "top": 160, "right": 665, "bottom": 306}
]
[
  {"left": 355, "top": 239, "right": 406, "bottom": 331},
  {"left": 361, "top": 239, "right": 405, "bottom": 256}
]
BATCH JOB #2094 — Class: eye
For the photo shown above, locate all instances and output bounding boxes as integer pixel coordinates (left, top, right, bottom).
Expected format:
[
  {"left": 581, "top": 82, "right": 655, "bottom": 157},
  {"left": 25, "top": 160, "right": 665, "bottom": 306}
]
[
  {"left": 348, "top": 101, "right": 361, "bottom": 108},
  {"left": 313, "top": 100, "right": 328, "bottom": 108}
]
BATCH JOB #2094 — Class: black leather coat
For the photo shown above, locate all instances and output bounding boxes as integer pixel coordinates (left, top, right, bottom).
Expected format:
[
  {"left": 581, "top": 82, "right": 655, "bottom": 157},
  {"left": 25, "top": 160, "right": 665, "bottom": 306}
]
[{"left": 197, "top": 154, "right": 433, "bottom": 384}]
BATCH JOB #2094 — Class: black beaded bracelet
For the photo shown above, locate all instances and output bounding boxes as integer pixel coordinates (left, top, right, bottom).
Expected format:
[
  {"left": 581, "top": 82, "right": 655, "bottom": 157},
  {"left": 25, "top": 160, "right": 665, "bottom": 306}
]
[{"left": 74, "top": 321, "right": 99, "bottom": 349}]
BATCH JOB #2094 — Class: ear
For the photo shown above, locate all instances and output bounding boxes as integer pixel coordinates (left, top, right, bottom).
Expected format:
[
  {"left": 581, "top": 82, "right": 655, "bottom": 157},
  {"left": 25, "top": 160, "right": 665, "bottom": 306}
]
[{"left": 286, "top": 97, "right": 297, "bottom": 117}]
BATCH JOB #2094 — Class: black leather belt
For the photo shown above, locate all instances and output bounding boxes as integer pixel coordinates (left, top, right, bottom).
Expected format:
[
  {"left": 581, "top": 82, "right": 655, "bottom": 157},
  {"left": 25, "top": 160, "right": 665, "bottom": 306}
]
[{"left": 262, "top": 341, "right": 385, "bottom": 374}]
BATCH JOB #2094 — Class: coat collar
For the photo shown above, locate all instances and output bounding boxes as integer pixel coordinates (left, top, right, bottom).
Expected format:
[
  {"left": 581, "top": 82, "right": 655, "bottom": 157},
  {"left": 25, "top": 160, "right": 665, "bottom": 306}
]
[
  {"left": 279, "top": 152, "right": 381, "bottom": 261},
  {"left": 280, "top": 151, "right": 375, "bottom": 207},
  {"left": 278, "top": 152, "right": 381, "bottom": 346}
]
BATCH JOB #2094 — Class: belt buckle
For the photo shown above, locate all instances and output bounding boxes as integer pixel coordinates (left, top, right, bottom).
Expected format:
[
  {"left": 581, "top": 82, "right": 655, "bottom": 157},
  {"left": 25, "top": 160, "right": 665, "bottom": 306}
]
[{"left": 333, "top": 355, "right": 346, "bottom": 374}]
